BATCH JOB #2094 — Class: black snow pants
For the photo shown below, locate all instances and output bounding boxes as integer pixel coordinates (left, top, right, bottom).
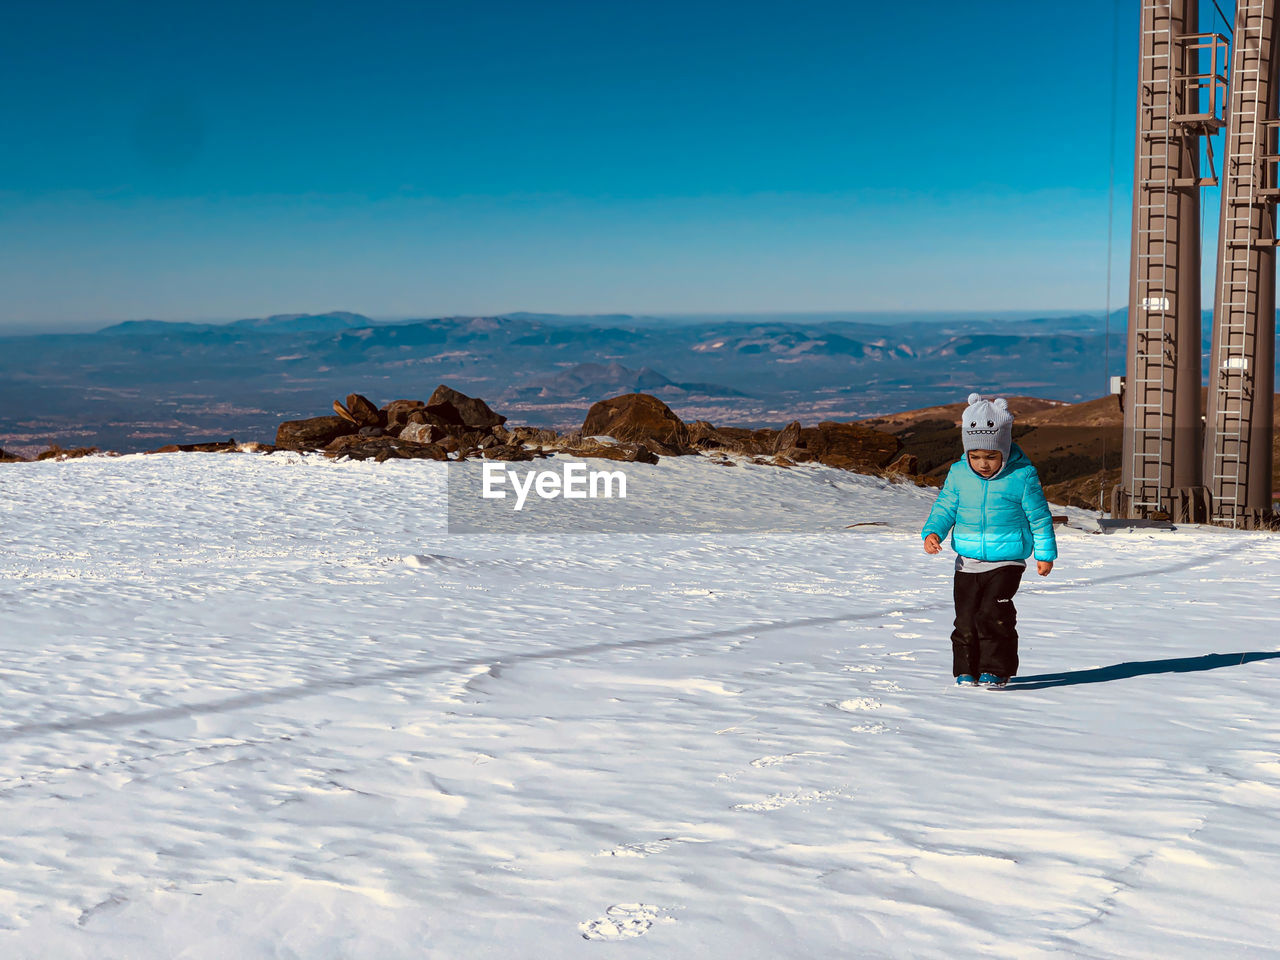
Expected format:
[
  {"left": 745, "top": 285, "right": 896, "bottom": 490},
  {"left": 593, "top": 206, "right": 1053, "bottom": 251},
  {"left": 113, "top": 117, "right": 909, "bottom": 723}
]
[{"left": 951, "top": 565, "right": 1024, "bottom": 678}]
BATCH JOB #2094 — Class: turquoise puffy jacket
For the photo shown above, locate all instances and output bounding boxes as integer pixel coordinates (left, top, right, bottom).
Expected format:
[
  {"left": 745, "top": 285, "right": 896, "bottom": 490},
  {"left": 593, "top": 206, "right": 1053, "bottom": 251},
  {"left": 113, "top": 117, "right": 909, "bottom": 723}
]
[{"left": 920, "top": 442, "right": 1058, "bottom": 562}]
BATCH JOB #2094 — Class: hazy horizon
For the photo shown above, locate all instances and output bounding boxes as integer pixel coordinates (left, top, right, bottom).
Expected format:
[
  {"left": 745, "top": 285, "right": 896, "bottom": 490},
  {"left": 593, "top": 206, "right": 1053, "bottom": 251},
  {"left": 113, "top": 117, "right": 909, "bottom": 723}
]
[{"left": 0, "top": 307, "right": 1120, "bottom": 338}]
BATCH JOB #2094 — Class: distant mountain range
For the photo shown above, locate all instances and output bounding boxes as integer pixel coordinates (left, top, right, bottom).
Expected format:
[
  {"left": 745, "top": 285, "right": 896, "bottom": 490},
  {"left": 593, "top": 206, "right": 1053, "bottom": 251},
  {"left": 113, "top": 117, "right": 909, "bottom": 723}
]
[
  {"left": 0, "top": 309, "right": 1264, "bottom": 456},
  {"left": 98, "top": 311, "right": 373, "bottom": 337}
]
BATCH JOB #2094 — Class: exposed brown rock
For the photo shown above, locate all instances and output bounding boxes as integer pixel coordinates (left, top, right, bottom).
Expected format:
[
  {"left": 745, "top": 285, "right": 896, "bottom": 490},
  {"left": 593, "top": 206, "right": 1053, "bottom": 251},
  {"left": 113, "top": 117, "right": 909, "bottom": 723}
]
[
  {"left": 333, "top": 400, "right": 357, "bottom": 424},
  {"left": 426, "top": 384, "right": 507, "bottom": 430},
  {"left": 146, "top": 439, "right": 240, "bottom": 454},
  {"left": 382, "top": 399, "right": 427, "bottom": 431},
  {"left": 581, "top": 393, "right": 693, "bottom": 455},
  {"left": 789, "top": 421, "right": 901, "bottom": 471},
  {"left": 556, "top": 437, "right": 660, "bottom": 464},
  {"left": 409, "top": 441, "right": 451, "bottom": 461},
  {"left": 688, "top": 420, "right": 734, "bottom": 450},
  {"left": 480, "top": 444, "right": 537, "bottom": 462},
  {"left": 434, "top": 433, "right": 491, "bottom": 455},
  {"left": 345, "top": 393, "right": 383, "bottom": 428},
  {"left": 1, "top": 448, "right": 30, "bottom": 463},
  {"left": 514, "top": 427, "right": 560, "bottom": 446},
  {"left": 772, "top": 421, "right": 801, "bottom": 456},
  {"left": 404, "top": 408, "right": 457, "bottom": 432},
  {"left": 275, "top": 416, "right": 359, "bottom": 451},
  {"left": 713, "top": 427, "right": 778, "bottom": 456},
  {"left": 884, "top": 452, "right": 920, "bottom": 476},
  {"left": 439, "top": 429, "right": 490, "bottom": 451},
  {"left": 688, "top": 420, "right": 779, "bottom": 456},
  {"left": 323, "top": 435, "right": 449, "bottom": 461},
  {"left": 35, "top": 445, "right": 100, "bottom": 461},
  {"left": 400, "top": 422, "right": 448, "bottom": 445}
]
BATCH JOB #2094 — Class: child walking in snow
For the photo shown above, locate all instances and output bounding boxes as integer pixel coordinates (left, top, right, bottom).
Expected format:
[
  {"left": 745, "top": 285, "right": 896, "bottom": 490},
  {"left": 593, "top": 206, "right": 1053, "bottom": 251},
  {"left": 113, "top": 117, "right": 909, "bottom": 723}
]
[{"left": 920, "top": 393, "right": 1057, "bottom": 687}]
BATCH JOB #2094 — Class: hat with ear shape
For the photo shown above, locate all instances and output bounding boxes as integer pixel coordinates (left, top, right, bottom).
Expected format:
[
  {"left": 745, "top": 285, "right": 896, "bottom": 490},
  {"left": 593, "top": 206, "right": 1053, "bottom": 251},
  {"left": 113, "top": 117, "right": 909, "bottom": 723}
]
[{"left": 961, "top": 392, "right": 1013, "bottom": 461}]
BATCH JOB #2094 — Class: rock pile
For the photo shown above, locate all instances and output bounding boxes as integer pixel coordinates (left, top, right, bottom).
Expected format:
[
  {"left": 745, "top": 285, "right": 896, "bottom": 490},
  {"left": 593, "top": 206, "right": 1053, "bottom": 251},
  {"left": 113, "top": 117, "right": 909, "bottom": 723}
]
[
  {"left": 272, "top": 384, "right": 913, "bottom": 476},
  {"left": 579, "top": 393, "right": 694, "bottom": 455},
  {"left": 542, "top": 392, "right": 908, "bottom": 476},
  {"left": 5, "top": 382, "right": 917, "bottom": 483},
  {"left": 275, "top": 385, "right": 545, "bottom": 463},
  {"left": 2, "top": 441, "right": 276, "bottom": 461},
  {"left": 147, "top": 439, "right": 266, "bottom": 454},
  {"left": 36, "top": 445, "right": 106, "bottom": 461}
]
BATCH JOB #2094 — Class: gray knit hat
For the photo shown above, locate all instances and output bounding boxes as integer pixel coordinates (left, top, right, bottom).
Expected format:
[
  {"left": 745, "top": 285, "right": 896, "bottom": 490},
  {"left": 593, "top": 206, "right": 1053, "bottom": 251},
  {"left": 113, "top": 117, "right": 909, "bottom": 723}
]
[{"left": 961, "top": 392, "right": 1012, "bottom": 460}]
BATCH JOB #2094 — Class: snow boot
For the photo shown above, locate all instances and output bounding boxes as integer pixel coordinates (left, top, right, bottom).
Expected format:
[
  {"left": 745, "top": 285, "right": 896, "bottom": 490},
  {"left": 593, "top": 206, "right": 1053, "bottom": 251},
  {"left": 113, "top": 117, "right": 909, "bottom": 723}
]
[{"left": 978, "top": 672, "right": 1009, "bottom": 688}]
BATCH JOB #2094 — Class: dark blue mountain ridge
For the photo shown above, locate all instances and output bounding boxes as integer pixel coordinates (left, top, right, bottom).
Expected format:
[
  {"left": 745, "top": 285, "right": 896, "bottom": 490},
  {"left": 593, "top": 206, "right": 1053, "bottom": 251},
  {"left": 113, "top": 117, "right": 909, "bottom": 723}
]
[
  {"left": 515, "top": 362, "right": 751, "bottom": 401},
  {"left": 98, "top": 312, "right": 375, "bottom": 336},
  {"left": 97, "top": 319, "right": 225, "bottom": 336},
  {"left": 227, "top": 312, "right": 373, "bottom": 333},
  {"left": 0, "top": 309, "right": 1272, "bottom": 455}
]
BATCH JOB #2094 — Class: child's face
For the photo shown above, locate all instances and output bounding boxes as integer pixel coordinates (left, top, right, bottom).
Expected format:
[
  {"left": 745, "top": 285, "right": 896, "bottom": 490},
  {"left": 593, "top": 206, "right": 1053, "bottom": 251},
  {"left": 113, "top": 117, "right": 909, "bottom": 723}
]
[{"left": 967, "top": 449, "right": 1003, "bottom": 478}]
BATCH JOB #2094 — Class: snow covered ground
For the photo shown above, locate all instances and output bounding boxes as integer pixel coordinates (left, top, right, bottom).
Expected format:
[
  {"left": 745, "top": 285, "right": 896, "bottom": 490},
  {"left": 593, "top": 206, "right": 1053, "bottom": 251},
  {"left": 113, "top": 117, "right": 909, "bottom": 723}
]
[{"left": 1, "top": 450, "right": 1278, "bottom": 959}]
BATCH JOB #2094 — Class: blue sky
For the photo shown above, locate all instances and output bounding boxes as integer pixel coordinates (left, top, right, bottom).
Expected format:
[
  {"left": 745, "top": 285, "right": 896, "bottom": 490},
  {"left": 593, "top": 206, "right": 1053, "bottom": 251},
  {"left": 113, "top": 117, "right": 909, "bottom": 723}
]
[{"left": 1, "top": 0, "right": 1149, "bottom": 331}]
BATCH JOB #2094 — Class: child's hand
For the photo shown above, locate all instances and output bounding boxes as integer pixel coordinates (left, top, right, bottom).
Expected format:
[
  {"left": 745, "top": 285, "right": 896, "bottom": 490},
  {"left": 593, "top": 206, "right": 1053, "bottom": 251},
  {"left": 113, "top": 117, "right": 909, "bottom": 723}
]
[
  {"left": 923, "top": 533, "right": 941, "bottom": 554},
  {"left": 1037, "top": 560, "right": 1053, "bottom": 576}
]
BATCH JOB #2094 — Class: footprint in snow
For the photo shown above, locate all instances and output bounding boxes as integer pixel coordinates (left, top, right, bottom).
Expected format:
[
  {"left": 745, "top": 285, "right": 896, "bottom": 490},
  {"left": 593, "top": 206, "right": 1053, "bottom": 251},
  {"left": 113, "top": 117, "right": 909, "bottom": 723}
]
[
  {"left": 848, "top": 721, "right": 889, "bottom": 734},
  {"left": 731, "top": 787, "right": 849, "bottom": 811},
  {"left": 834, "top": 697, "right": 881, "bottom": 712},
  {"left": 579, "top": 903, "right": 672, "bottom": 940},
  {"left": 596, "top": 837, "right": 705, "bottom": 858},
  {"left": 750, "top": 751, "right": 824, "bottom": 768},
  {"left": 598, "top": 839, "right": 675, "bottom": 858},
  {"left": 720, "top": 751, "right": 825, "bottom": 780}
]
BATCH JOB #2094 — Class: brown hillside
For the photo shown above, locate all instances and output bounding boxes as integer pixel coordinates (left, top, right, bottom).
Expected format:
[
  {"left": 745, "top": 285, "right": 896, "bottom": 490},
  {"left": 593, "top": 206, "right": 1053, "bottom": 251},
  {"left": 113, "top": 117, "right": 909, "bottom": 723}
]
[
  {"left": 856, "top": 395, "right": 1068, "bottom": 432},
  {"left": 858, "top": 392, "right": 1280, "bottom": 509}
]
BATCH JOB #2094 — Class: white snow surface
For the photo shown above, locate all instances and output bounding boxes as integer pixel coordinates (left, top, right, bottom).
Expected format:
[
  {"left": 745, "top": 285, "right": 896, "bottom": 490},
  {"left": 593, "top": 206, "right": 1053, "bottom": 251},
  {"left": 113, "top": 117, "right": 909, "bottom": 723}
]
[{"left": 1, "top": 450, "right": 1278, "bottom": 959}]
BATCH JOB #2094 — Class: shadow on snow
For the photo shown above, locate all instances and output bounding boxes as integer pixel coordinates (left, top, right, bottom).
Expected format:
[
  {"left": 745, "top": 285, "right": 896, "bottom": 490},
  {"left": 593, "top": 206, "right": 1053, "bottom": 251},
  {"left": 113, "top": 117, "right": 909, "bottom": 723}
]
[
  {"left": 1011, "top": 651, "right": 1280, "bottom": 690},
  {"left": 0, "top": 541, "right": 1264, "bottom": 743}
]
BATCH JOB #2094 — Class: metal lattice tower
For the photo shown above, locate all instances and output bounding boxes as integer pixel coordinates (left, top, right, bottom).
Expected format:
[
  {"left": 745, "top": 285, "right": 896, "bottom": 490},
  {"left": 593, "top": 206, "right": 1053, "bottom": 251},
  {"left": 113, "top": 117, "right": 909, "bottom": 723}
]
[
  {"left": 1205, "top": 0, "right": 1280, "bottom": 529},
  {"left": 1118, "top": 0, "right": 1225, "bottom": 521}
]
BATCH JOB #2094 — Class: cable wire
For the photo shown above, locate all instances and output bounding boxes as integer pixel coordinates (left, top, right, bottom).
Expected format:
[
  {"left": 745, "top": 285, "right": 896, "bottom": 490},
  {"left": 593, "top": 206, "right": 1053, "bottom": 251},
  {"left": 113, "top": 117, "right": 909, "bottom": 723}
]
[
  {"left": 1210, "top": 0, "right": 1233, "bottom": 38},
  {"left": 1101, "top": 0, "right": 1121, "bottom": 516}
]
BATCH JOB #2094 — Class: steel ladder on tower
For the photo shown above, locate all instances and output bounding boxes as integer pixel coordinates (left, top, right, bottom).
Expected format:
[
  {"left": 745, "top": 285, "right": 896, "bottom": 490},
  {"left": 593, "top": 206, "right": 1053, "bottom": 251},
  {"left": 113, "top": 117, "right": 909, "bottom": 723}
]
[
  {"left": 1212, "top": 0, "right": 1276, "bottom": 528},
  {"left": 1131, "top": 2, "right": 1183, "bottom": 516}
]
